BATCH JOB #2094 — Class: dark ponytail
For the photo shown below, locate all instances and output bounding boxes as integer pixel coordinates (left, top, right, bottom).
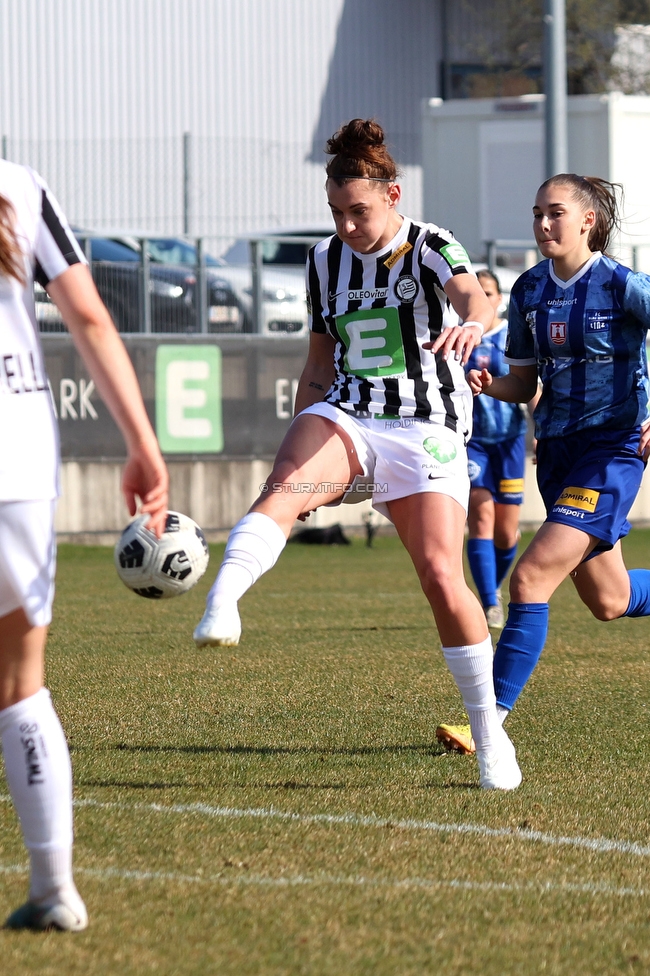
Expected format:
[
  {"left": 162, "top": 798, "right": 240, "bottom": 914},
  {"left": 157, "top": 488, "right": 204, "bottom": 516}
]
[
  {"left": 540, "top": 174, "right": 621, "bottom": 255},
  {"left": 325, "top": 118, "right": 398, "bottom": 185}
]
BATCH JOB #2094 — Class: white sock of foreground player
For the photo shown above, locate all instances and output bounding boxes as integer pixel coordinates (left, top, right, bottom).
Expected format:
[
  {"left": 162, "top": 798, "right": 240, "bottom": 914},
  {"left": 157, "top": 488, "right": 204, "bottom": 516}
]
[
  {"left": 442, "top": 637, "right": 503, "bottom": 753},
  {"left": 206, "top": 511, "right": 287, "bottom": 610},
  {"left": 0, "top": 688, "right": 84, "bottom": 910}
]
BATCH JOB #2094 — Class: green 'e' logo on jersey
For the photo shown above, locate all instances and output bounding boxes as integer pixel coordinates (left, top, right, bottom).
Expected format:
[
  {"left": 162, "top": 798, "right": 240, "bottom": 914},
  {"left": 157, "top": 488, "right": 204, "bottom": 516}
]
[
  {"left": 423, "top": 436, "right": 457, "bottom": 463},
  {"left": 336, "top": 307, "right": 406, "bottom": 378},
  {"left": 439, "top": 243, "right": 470, "bottom": 269}
]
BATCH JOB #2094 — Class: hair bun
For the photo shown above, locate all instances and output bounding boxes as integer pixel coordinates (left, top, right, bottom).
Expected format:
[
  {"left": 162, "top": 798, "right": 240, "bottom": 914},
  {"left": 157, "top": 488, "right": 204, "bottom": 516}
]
[{"left": 325, "top": 118, "right": 397, "bottom": 182}]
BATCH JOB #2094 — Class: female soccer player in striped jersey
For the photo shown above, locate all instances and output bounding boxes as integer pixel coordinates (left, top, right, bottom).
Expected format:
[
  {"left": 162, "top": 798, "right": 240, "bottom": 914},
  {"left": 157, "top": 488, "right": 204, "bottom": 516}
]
[
  {"left": 468, "top": 174, "right": 650, "bottom": 729},
  {"left": 0, "top": 160, "right": 168, "bottom": 930},
  {"left": 194, "top": 119, "right": 522, "bottom": 791}
]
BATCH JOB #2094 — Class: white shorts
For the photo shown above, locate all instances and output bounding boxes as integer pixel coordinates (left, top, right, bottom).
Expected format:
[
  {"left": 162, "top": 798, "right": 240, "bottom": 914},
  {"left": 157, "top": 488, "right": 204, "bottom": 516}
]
[
  {"left": 0, "top": 500, "right": 57, "bottom": 627},
  {"left": 299, "top": 402, "right": 470, "bottom": 520}
]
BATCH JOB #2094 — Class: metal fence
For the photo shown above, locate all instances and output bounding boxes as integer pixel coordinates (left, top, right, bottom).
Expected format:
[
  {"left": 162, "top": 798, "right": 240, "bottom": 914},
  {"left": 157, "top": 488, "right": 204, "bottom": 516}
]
[{"left": 36, "top": 233, "right": 325, "bottom": 336}]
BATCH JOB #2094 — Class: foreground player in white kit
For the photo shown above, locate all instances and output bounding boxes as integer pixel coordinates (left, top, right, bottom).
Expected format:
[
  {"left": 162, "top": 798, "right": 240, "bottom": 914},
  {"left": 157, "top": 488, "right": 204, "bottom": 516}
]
[
  {"left": 194, "top": 119, "right": 522, "bottom": 791},
  {"left": 0, "top": 161, "right": 168, "bottom": 930}
]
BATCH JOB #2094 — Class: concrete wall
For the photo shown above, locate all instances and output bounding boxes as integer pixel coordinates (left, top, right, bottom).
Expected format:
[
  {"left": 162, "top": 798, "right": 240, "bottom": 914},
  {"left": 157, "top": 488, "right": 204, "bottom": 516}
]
[{"left": 54, "top": 455, "right": 650, "bottom": 545}]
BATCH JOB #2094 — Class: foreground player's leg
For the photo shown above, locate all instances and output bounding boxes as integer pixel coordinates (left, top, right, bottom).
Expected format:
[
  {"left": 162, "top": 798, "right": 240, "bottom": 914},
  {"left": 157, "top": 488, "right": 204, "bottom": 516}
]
[
  {"left": 0, "top": 613, "right": 86, "bottom": 932},
  {"left": 389, "top": 492, "right": 521, "bottom": 790}
]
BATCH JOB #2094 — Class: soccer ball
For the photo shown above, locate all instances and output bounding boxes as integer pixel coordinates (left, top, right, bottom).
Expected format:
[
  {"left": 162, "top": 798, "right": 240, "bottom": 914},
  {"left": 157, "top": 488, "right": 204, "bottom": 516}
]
[{"left": 114, "top": 511, "right": 210, "bottom": 599}]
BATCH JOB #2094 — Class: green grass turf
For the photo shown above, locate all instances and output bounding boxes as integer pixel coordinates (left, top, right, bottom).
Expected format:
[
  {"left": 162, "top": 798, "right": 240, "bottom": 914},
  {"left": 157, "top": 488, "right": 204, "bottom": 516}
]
[{"left": 2, "top": 531, "right": 650, "bottom": 974}]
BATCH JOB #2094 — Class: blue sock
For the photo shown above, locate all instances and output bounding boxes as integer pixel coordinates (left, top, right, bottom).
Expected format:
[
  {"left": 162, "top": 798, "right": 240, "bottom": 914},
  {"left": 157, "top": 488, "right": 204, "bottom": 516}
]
[
  {"left": 495, "top": 543, "right": 518, "bottom": 589},
  {"left": 493, "top": 602, "right": 549, "bottom": 711},
  {"left": 624, "top": 569, "right": 650, "bottom": 617},
  {"left": 467, "top": 538, "right": 497, "bottom": 608}
]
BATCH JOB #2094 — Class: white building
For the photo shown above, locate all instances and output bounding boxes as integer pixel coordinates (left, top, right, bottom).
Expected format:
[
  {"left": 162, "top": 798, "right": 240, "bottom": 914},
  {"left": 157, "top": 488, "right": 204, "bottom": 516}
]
[{"left": 0, "top": 0, "right": 448, "bottom": 248}]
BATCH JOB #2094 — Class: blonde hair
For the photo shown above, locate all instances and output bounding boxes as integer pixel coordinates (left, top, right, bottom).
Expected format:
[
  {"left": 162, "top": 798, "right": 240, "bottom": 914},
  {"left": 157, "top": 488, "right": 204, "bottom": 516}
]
[{"left": 0, "top": 195, "right": 26, "bottom": 284}]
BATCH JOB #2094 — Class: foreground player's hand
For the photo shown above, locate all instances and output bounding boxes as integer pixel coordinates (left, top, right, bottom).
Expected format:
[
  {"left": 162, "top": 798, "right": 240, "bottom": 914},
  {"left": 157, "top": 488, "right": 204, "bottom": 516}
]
[
  {"left": 122, "top": 443, "right": 169, "bottom": 538},
  {"left": 638, "top": 422, "right": 650, "bottom": 462},
  {"left": 466, "top": 367, "right": 493, "bottom": 396},
  {"left": 424, "top": 323, "right": 483, "bottom": 366}
]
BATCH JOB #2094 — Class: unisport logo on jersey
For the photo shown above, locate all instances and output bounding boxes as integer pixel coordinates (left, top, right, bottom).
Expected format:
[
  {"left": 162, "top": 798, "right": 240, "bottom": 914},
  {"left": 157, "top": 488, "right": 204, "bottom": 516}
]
[
  {"left": 394, "top": 274, "right": 418, "bottom": 304},
  {"left": 336, "top": 307, "right": 407, "bottom": 378},
  {"left": 439, "top": 243, "right": 470, "bottom": 269},
  {"left": 423, "top": 436, "right": 457, "bottom": 464}
]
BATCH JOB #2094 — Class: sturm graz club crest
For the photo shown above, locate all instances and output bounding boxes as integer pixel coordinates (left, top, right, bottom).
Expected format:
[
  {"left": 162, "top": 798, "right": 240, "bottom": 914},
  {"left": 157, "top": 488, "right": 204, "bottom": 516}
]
[{"left": 394, "top": 274, "right": 418, "bottom": 303}]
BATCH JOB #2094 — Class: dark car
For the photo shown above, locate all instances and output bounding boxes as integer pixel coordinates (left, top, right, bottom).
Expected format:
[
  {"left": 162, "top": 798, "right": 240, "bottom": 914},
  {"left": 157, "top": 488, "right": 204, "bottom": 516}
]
[{"left": 35, "top": 234, "right": 243, "bottom": 334}]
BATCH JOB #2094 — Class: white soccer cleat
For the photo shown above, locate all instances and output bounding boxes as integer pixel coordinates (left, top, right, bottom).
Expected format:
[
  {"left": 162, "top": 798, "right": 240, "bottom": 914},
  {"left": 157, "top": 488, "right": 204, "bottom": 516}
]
[
  {"left": 485, "top": 588, "right": 505, "bottom": 630},
  {"left": 477, "top": 731, "right": 522, "bottom": 791},
  {"left": 193, "top": 603, "right": 242, "bottom": 647},
  {"left": 5, "top": 890, "right": 88, "bottom": 932}
]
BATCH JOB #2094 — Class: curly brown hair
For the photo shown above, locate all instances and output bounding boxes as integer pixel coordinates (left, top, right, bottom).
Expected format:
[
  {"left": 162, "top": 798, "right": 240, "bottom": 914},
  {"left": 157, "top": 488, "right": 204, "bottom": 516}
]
[{"left": 325, "top": 118, "right": 398, "bottom": 185}]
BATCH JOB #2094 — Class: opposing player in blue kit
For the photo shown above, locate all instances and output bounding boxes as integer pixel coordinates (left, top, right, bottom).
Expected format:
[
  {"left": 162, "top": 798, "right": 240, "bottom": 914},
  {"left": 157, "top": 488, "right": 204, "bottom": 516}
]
[{"left": 468, "top": 173, "right": 650, "bottom": 735}]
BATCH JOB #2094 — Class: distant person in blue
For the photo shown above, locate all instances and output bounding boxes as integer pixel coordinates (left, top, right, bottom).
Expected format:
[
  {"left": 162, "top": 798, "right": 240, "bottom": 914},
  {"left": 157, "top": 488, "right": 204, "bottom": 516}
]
[
  {"left": 467, "top": 173, "right": 650, "bottom": 746},
  {"left": 465, "top": 270, "right": 535, "bottom": 630}
]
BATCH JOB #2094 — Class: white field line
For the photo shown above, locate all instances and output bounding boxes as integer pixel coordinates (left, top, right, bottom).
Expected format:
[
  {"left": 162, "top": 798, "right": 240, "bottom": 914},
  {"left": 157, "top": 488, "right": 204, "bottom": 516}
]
[
  {"left": 3, "top": 793, "right": 650, "bottom": 859},
  {"left": 0, "top": 861, "right": 646, "bottom": 899},
  {"left": 78, "top": 798, "right": 650, "bottom": 859}
]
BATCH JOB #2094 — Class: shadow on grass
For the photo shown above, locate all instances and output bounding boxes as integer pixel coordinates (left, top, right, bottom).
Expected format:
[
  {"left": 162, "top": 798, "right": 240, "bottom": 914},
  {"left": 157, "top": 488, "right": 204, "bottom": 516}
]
[
  {"left": 107, "top": 742, "right": 445, "bottom": 757},
  {"left": 79, "top": 779, "right": 349, "bottom": 790}
]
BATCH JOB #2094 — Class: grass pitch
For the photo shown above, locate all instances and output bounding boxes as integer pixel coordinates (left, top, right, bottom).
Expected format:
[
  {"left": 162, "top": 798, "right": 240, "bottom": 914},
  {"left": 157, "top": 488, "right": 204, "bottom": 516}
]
[{"left": 2, "top": 531, "right": 650, "bottom": 974}]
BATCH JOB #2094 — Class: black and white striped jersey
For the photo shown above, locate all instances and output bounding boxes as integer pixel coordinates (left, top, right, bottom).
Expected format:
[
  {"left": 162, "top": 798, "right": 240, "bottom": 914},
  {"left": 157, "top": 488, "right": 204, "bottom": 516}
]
[
  {"left": 0, "top": 160, "right": 85, "bottom": 500},
  {"left": 307, "top": 216, "right": 475, "bottom": 434}
]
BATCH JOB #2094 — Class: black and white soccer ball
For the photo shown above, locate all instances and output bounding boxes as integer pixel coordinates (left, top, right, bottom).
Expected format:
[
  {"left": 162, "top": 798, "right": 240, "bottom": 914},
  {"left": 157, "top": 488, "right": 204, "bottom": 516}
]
[{"left": 114, "top": 511, "right": 210, "bottom": 599}]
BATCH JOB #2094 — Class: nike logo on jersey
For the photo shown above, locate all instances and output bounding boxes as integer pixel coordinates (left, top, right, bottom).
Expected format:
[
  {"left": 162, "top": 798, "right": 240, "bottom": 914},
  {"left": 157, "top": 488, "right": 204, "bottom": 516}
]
[{"left": 328, "top": 291, "right": 344, "bottom": 302}]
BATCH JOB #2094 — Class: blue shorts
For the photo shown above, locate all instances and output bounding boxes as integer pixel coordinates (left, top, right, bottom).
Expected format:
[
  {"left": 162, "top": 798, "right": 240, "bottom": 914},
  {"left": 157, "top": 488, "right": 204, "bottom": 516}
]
[
  {"left": 537, "top": 427, "right": 645, "bottom": 552},
  {"left": 467, "top": 435, "right": 526, "bottom": 505}
]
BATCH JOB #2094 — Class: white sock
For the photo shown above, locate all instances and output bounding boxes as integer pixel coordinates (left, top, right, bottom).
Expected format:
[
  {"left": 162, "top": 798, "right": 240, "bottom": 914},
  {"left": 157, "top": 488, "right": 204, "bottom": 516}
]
[
  {"left": 206, "top": 512, "right": 287, "bottom": 610},
  {"left": 496, "top": 705, "right": 509, "bottom": 725},
  {"left": 0, "top": 687, "right": 79, "bottom": 903},
  {"left": 442, "top": 637, "right": 504, "bottom": 753}
]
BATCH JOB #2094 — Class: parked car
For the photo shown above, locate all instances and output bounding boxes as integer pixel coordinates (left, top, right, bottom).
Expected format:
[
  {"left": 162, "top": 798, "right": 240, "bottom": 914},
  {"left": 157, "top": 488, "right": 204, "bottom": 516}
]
[
  {"left": 35, "top": 233, "right": 242, "bottom": 334},
  {"left": 145, "top": 234, "right": 317, "bottom": 335},
  {"left": 220, "top": 226, "right": 334, "bottom": 268},
  {"left": 218, "top": 227, "right": 334, "bottom": 334}
]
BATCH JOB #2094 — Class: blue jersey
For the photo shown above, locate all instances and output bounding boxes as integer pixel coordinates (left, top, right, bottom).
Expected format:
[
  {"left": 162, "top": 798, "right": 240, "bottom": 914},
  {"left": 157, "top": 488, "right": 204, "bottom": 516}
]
[
  {"left": 506, "top": 252, "right": 650, "bottom": 439},
  {"left": 465, "top": 320, "right": 527, "bottom": 444}
]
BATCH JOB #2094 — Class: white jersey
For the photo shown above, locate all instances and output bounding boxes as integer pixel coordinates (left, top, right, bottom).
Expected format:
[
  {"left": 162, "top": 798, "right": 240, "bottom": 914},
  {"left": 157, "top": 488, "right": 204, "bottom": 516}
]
[
  {"left": 0, "top": 160, "right": 85, "bottom": 500},
  {"left": 307, "top": 216, "right": 475, "bottom": 436}
]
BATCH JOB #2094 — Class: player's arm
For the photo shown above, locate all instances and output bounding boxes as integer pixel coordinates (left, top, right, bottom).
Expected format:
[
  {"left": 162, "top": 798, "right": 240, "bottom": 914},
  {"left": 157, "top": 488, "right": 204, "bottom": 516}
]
[
  {"left": 46, "top": 263, "right": 169, "bottom": 537},
  {"left": 468, "top": 364, "right": 538, "bottom": 403},
  {"left": 293, "top": 331, "right": 336, "bottom": 414},
  {"left": 425, "top": 273, "right": 493, "bottom": 365}
]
